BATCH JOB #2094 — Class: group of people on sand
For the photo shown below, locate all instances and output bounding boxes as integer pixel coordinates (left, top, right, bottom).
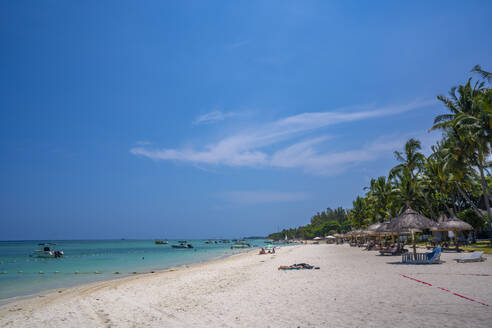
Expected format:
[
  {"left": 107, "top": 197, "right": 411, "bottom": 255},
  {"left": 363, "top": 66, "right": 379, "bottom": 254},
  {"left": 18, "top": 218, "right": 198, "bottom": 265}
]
[{"left": 259, "top": 247, "right": 275, "bottom": 255}]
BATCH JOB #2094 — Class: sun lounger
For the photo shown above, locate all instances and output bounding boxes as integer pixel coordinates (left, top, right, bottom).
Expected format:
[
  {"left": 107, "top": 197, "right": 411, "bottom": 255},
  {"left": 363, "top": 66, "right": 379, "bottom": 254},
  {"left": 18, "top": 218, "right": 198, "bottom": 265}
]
[
  {"left": 379, "top": 248, "right": 397, "bottom": 255},
  {"left": 402, "top": 247, "right": 441, "bottom": 264},
  {"left": 454, "top": 251, "right": 487, "bottom": 263},
  {"left": 379, "top": 247, "right": 407, "bottom": 256}
]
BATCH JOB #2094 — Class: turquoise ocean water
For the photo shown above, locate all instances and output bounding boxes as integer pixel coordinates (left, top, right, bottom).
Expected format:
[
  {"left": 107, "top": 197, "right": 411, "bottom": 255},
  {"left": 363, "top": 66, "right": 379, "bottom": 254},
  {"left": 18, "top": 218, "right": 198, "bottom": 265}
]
[{"left": 0, "top": 239, "right": 270, "bottom": 301}]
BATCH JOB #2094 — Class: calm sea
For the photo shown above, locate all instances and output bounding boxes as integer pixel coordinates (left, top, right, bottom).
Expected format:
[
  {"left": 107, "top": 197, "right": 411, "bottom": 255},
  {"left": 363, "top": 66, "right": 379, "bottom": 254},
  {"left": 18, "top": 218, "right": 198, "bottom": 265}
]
[{"left": 0, "top": 239, "right": 271, "bottom": 301}]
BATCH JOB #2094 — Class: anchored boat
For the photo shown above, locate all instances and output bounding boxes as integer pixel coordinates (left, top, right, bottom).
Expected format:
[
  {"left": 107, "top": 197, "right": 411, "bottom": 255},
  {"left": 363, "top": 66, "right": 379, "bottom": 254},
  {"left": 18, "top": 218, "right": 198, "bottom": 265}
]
[
  {"left": 31, "top": 246, "right": 64, "bottom": 258},
  {"left": 171, "top": 241, "right": 193, "bottom": 249},
  {"left": 230, "top": 241, "right": 251, "bottom": 249}
]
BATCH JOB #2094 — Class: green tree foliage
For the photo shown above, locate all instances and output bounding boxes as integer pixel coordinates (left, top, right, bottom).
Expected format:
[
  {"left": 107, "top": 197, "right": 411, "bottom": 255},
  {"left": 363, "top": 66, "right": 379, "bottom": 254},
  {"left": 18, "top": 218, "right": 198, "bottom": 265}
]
[
  {"left": 457, "top": 208, "right": 487, "bottom": 231},
  {"left": 268, "top": 207, "right": 350, "bottom": 240}
]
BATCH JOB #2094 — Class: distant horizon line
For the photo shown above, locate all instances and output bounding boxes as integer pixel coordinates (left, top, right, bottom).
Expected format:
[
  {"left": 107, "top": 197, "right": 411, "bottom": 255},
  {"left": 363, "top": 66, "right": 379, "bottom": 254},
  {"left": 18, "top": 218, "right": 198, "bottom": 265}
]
[{"left": 0, "top": 237, "right": 270, "bottom": 242}]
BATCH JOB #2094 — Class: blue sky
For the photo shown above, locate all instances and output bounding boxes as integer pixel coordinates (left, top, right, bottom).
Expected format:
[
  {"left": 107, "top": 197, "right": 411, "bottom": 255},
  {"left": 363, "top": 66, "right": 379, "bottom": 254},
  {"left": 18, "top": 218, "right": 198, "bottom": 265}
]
[{"left": 1, "top": 1, "right": 491, "bottom": 240}]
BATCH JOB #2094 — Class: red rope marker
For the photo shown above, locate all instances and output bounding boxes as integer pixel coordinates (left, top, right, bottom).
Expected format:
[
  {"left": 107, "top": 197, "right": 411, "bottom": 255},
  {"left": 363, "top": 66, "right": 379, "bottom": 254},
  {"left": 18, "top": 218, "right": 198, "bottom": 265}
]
[
  {"left": 400, "top": 274, "right": 489, "bottom": 307},
  {"left": 400, "top": 274, "right": 433, "bottom": 286}
]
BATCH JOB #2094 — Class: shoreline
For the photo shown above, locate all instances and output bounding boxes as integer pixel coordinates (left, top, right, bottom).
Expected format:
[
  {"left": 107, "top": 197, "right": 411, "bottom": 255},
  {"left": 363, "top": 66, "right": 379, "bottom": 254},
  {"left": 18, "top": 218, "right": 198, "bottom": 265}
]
[
  {"left": 0, "top": 247, "right": 261, "bottom": 307},
  {"left": 1, "top": 244, "right": 491, "bottom": 327}
]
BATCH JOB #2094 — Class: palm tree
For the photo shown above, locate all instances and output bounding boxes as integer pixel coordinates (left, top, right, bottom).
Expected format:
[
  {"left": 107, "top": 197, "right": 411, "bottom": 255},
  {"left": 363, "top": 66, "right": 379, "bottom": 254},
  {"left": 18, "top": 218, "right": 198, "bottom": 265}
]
[
  {"left": 435, "top": 138, "right": 489, "bottom": 220},
  {"left": 391, "top": 166, "right": 422, "bottom": 212},
  {"left": 364, "top": 176, "right": 395, "bottom": 222},
  {"left": 389, "top": 139, "right": 430, "bottom": 215},
  {"left": 472, "top": 65, "right": 492, "bottom": 83},
  {"left": 390, "top": 138, "right": 426, "bottom": 178},
  {"left": 430, "top": 71, "right": 492, "bottom": 222},
  {"left": 348, "top": 196, "right": 367, "bottom": 229}
]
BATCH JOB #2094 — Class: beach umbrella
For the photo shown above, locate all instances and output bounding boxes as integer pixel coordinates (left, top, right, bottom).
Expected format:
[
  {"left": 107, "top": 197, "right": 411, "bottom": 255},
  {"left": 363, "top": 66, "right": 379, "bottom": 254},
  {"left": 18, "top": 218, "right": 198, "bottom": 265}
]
[
  {"left": 431, "top": 214, "right": 472, "bottom": 251},
  {"left": 313, "top": 236, "right": 322, "bottom": 240},
  {"left": 367, "top": 222, "right": 390, "bottom": 236},
  {"left": 367, "top": 222, "right": 384, "bottom": 232},
  {"left": 374, "top": 220, "right": 397, "bottom": 244},
  {"left": 355, "top": 229, "right": 366, "bottom": 236},
  {"left": 333, "top": 233, "right": 342, "bottom": 244},
  {"left": 346, "top": 230, "right": 356, "bottom": 242},
  {"left": 366, "top": 222, "right": 387, "bottom": 244},
  {"left": 325, "top": 235, "right": 336, "bottom": 239},
  {"left": 386, "top": 208, "right": 437, "bottom": 256},
  {"left": 354, "top": 229, "right": 367, "bottom": 243}
]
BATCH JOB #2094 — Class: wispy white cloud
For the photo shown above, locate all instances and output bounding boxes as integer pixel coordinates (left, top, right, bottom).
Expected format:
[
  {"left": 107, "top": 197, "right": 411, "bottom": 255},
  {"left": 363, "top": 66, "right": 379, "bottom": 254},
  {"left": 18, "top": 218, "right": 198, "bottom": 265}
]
[
  {"left": 130, "top": 100, "right": 437, "bottom": 175},
  {"left": 219, "top": 191, "right": 309, "bottom": 204},
  {"left": 193, "top": 110, "right": 242, "bottom": 125}
]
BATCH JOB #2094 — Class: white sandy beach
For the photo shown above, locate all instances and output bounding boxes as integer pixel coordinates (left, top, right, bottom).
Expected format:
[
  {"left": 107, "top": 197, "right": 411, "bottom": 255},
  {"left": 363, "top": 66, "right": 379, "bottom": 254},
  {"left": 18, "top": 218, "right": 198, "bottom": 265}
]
[{"left": 1, "top": 244, "right": 491, "bottom": 327}]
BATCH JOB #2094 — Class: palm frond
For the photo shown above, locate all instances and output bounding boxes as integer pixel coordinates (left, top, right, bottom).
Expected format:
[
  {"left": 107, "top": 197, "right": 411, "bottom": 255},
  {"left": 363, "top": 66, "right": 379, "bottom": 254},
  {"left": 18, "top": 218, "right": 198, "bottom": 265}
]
[{"left": 471, "top": 65, "right": 492, "bottom": 83}]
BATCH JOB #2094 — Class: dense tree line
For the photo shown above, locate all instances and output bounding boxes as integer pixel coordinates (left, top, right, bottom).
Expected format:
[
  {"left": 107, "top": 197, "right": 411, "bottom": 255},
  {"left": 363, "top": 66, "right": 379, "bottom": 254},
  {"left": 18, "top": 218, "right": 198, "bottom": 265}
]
[
  {"left": 268, "top": 207, "right": 352, "bottom": 240},
  {"left": 269, "top": 65, "right": 491, "bottom": 240}
]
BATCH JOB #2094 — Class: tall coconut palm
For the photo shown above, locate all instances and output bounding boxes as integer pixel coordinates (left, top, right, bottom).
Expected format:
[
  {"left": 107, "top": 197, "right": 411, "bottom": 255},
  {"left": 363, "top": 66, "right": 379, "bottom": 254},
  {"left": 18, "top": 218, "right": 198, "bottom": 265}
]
[
  {"left": 430, "top": 72, "right": 492, "bottom": 222},
  {"left": 364, "top": 176, "right": 396, "bottom": 222},
  {"left": 390, "top": 166, "right": 422, "bottom": 213},
  {"left": 390, "top": 138, "right": 426, "bottom": 179},
  {"left": 472, "top": 65, "right": 492, "bottom": 83},
  {"left": 424, "top": 143, "right": 463, "bottom": 217},
  {"left": 348, "top": 196, "right": 367, "bottom": 229},
  {"left": 436, "top": 138, "right": 488, "bottom": 220},
  {"left": 389, "top": 139, "right": 429, "bottom": 216}
]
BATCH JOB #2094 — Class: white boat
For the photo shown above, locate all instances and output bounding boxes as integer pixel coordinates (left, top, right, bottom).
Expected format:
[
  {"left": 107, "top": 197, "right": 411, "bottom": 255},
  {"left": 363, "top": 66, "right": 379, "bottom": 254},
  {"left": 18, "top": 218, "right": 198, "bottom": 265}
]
[
  {"left": 31, "top": 246, "right": 64, "bottom": 258},
  {"left": 171, "top": 241, "right": 193, "bottom": 249},
  {"left": 230, "top": 241, "right": 251, "bottom": 249}
]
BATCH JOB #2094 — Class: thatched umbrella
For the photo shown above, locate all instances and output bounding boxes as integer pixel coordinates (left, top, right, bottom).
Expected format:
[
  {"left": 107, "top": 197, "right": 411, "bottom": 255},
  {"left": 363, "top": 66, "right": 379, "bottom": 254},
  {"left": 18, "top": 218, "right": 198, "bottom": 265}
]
[
  {"left": 366, "top": 222, "right": 386, "bottom": 245},
  {"left": 367, "top": 222, "right": 384, "bottom": 232},
  {"left": 354, "top": 229, "right": 366, "bottom": 244},
  {"left": 386, "top": 208, "right": 437, "bottom": 256},
  {"left": 375, "top": 220, "right": 397, "bottom": 245},
  {"left": 431, "top": 214, "right": 472, "bottom": 251},
  {"left": 345, "top": 230, "right": 352, "bottom": 242}
]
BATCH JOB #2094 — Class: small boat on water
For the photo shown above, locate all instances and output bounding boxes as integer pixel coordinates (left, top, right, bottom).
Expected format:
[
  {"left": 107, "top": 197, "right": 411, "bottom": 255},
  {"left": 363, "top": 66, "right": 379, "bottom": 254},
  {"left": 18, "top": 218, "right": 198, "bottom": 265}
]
[
  {"left": 31, "top": 246, "right": 64, "bottom": 258},
  {"left": 172, "top": 241, "right": 193, "bottom": 249},
  {"left": 155, "top": 240, "right": 168, "bottom": 245},
  {"left": 230, "top": 241, "right": 251, "bottom": 249}
]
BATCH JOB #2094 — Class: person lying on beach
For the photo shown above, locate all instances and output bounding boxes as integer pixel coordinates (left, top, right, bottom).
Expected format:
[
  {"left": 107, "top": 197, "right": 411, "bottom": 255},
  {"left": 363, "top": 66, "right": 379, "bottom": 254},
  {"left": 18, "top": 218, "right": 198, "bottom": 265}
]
[
  {"left": 259, "top": 248, "right": 266, "bottom": 255},
  {"left": 278, "top": 263, "right": 320, "bottom": 270}
]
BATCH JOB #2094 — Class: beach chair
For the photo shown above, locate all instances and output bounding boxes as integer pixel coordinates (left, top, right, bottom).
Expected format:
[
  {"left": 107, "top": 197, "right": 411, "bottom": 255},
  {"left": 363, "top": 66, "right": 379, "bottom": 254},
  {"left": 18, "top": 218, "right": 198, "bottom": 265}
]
[
  {"left": 454, "top": 251, "right": 487, "bottom": 263},
  {"left": 379, "top": 245, "right": 407, "bottom": 256},
  {"left": 379, "top": 247, "right": 398, "bottom": 255},
  {"left": 401, "top": 247, "right": 441, "bottom": 264}
]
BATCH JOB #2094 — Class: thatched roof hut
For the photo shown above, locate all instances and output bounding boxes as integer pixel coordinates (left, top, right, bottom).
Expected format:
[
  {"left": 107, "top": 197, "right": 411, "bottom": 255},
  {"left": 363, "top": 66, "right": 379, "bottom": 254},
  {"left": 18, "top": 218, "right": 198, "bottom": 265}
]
[
  {"left": 386, "top": 208, "right": 437, "bottom": 232},
  {"left": 431, "top": 214, "right": 472, "bottom": 251},
  {"left": 432, "top": 215, "right": 473, "bottom": 232},
  {"left": 386, "top": 208, "right": 437, "bottom": 255}
]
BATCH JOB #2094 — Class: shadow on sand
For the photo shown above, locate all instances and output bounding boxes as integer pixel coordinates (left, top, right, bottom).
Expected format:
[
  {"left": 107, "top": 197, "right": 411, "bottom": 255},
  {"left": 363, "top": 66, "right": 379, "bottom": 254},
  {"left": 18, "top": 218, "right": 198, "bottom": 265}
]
[{"left": 385, "top": 261, "right": 445, "bottom": 265}]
